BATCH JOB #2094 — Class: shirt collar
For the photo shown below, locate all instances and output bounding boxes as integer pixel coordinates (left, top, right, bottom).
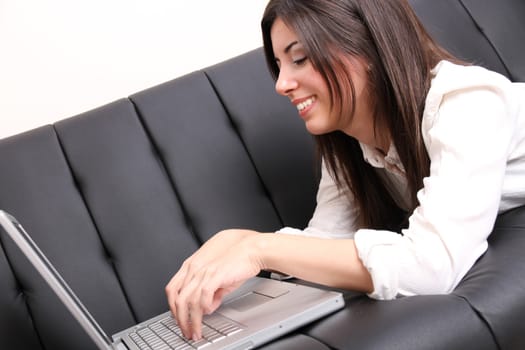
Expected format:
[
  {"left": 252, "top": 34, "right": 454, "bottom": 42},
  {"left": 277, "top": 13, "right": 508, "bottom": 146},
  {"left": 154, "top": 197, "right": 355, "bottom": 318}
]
[{"left": 359, "top": 142, "right": 405, "bottom": 175}]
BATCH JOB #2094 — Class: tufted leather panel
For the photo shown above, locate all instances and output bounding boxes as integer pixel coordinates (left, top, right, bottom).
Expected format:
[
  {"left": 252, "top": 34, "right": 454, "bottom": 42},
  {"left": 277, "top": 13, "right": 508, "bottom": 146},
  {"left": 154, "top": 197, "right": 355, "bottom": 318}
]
[
  {"left": 460, "top": 0, "right": 525, "bottom": 82},
  {"left": 453, "top": 206, "right": 525, "bottom": 350},
  {"left": 204, "top": 49, "right": 318, "bottom": 230},
  {"left": 54, "top": 99, "right": 200, "bottom": 322},
  {"left": 0, "top": 239, "right": 42, "bottom": 349},
  {"left": 0, "top": 127, "right": 135, "bottom": 349},
  {"left": 408, "top": 0, "right": 510, "bottom": 77},
  {"left": 304, "top": 292, "right": 497, "bottom": 350},
  {"left": 130, "top": 71, "right": 283, "bottom": 241},
  {"left": 262, "top": 333, "right": 331, "bottom": 350}
]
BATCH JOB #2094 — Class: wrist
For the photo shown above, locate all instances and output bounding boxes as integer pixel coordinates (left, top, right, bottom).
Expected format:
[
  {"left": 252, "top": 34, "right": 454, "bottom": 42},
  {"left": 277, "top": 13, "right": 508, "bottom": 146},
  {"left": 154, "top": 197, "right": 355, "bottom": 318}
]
[{"left": 248, "top": 233, "right": 274, "bottom": 271}]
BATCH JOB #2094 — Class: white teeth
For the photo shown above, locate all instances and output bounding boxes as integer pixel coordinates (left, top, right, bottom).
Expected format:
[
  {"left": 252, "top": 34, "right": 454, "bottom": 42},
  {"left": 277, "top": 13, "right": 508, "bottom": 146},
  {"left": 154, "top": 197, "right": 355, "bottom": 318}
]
[{"left": 296, "top": 97, "right": 315, "bottom": 112}]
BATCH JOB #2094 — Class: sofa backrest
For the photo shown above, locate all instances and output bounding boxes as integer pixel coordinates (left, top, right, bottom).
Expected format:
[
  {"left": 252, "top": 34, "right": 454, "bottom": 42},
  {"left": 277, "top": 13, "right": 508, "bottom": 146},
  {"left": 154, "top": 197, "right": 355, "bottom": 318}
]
[
  {"left": 409, "top": 0, "right": 525, "bottom": 82},
  {"left": 0, "top": 49, "right": 317, "bottom": 349}
]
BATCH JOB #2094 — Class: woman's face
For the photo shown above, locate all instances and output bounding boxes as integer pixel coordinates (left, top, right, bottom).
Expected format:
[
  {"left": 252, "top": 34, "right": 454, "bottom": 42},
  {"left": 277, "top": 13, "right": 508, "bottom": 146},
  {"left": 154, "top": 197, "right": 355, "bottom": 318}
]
[{"left": 270, "top": 18, "right": 375, "bottom": 144}]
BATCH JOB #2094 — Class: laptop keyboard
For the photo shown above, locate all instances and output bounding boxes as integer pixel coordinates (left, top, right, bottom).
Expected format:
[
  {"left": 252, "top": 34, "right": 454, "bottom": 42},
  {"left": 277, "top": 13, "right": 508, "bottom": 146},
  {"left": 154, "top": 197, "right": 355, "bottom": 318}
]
[{"left": 129, "top": 314, "right": 244, "bottom": 350}]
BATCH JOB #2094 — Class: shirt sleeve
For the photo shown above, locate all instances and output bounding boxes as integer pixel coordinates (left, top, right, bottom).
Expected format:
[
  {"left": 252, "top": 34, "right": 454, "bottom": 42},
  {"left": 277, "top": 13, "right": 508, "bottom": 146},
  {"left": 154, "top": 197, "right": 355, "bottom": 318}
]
[
  {"left": 277, "top": 161, "right": 359, "bottom": 239},
  {"left": 355, "top": 82, "right": 514, "bottom": 300}
]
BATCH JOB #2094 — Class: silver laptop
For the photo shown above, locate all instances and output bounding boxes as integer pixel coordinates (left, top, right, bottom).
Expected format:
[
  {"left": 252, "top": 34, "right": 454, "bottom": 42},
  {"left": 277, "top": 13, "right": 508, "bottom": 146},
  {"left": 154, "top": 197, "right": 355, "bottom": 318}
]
[{"left": 0, "top": 210, "right": 344, "bottom": 350}]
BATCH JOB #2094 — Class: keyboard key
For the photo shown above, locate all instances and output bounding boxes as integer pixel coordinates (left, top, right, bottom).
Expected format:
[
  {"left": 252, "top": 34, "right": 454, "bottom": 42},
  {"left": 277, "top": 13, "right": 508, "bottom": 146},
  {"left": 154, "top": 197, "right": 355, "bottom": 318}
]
[
  {"left": 189, "top": 338, "right": 211, "bottom": 349},
  {"left": 129, "top": 314, "right": 243, "bottom": 349}
]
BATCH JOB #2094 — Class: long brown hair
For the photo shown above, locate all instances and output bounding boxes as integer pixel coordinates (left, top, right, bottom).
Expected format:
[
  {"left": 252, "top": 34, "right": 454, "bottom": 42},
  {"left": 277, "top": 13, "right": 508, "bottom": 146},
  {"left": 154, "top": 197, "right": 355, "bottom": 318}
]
[{"left": 261, "top": 0, "right": 461, "bottom": 231}]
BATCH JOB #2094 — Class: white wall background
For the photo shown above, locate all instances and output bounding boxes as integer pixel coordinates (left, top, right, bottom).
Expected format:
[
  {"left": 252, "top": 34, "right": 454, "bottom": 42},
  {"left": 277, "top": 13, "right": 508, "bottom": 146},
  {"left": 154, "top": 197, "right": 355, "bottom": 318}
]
[{"left": 0, "top": 0, "right": 270, "bottom": 139}]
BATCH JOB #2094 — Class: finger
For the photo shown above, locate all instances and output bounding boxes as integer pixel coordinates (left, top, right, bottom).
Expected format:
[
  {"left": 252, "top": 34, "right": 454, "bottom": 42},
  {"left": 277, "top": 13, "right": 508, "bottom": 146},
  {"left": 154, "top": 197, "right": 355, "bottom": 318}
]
[
  {"left": 187, "top": 269, "right": 217, "bottom": 340},
  {"left": 174, "top": 287, "right": 192, "bottom": 339},
  {"left": 165, "top": 279, "right": 178, "bottom": 316},
  {"left": 186, "top": 267, "right": 220, "bottom": 340},
  {"left": 189, "top": 300, "right": 203, "bottom": 341},
  {"left": 175, "top": 272, "right": 205, "bottom": 340},
  {"left": 200, "top": 269, "right": 224, "bottom": 315},
  {"left": 209, "top": 288, "right": 229, "bottom": 314},
  {"left": 166, "top": 255, "right": 200, "bottom": 315},
  {"left": 165, "top": 269, "right": 187, "bottom": 317},
  {"left": 181, "top": 260, "right": 201, "bottom": 294}
]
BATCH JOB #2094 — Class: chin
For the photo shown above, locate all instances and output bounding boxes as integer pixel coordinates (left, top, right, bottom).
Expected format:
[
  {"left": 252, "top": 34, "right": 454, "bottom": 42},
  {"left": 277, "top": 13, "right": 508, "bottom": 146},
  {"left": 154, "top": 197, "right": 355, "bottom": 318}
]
[
  {"left": 305, "top": 121, "right": 334, "bottom": 136},
  {"left": 305, "top": 126, "right": 323, "bottom": 135}
]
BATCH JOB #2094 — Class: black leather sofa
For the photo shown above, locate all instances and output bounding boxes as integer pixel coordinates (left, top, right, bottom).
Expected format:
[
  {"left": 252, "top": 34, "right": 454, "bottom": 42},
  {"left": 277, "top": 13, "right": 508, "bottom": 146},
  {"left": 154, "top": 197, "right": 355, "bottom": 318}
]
[{"left": 1, "top": 0, "right": 524, "bottom": 349}]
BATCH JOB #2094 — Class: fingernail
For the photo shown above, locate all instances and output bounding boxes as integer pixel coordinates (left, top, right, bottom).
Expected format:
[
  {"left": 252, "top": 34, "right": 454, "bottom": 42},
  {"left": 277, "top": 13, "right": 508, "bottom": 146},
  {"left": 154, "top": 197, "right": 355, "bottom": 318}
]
[{"left": 193, "top": 333, "right": 201, "bottom": 341}]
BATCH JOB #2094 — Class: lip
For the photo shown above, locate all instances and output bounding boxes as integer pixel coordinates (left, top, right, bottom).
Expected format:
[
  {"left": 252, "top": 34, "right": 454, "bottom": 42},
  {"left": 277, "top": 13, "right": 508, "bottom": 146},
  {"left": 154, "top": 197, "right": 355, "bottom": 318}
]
[{"left": 292, "top": 96, "right": 316, "bottom": 118}]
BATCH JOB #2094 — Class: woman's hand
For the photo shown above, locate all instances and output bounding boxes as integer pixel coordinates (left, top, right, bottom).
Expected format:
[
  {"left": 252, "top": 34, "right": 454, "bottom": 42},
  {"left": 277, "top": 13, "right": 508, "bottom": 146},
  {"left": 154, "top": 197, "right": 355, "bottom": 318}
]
[
  {"left": 165, "top": 230, "right": 373, "bottom": 341},
  {"left": 165, "top": 229, "right": 263, "bottom": 340}
]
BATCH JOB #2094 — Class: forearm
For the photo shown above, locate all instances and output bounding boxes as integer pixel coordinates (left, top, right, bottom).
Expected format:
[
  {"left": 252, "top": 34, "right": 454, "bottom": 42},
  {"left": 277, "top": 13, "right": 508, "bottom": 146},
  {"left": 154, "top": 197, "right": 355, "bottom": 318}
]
[{"left": 253, "top": 233, "right": 373, "bottom": 293}]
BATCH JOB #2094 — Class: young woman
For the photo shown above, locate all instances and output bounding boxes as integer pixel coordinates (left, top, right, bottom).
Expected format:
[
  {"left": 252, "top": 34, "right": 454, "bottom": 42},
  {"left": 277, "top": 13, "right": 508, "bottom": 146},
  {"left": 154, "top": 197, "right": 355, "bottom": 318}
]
[{"left": 166, "top": 0, "right": 525, "bottom": 340}]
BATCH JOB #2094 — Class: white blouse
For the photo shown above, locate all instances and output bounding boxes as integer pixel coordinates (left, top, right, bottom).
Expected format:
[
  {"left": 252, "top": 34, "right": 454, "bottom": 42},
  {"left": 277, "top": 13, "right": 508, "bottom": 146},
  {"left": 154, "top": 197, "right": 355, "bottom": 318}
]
[{"left": 278, "top": 61, "right": 525, "bottom": 300}]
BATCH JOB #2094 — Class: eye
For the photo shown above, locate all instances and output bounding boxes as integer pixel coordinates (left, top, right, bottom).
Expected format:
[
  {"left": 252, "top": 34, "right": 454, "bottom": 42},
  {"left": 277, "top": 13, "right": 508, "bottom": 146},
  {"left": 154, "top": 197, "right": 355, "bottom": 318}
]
[{"left": 293, "top": 57, "right": 308, "bottom": 66}]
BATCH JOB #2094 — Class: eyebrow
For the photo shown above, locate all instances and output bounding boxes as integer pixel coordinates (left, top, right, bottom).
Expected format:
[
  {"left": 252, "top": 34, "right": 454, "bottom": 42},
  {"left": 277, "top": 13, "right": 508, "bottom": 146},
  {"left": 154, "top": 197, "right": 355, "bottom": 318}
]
[
  {"left": 284, "top": 41, "right": 299, "bottom": 54},
  {"left": 275, "top": 41, "right": 300, "bottom": 63}
]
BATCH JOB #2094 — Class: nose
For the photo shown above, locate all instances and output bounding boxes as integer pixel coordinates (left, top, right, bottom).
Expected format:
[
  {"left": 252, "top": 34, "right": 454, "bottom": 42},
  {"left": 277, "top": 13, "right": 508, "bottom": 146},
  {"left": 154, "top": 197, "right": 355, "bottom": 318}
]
[{"left": 275, "top": 69, "right": 298, "bottom": 96}]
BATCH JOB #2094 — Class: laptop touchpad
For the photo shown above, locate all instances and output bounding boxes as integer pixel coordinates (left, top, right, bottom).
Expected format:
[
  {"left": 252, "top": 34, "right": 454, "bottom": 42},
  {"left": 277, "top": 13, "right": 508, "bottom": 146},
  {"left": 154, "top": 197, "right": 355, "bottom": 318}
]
[{"left": 224, "top": 292, "right": 273, "bottom": 312}]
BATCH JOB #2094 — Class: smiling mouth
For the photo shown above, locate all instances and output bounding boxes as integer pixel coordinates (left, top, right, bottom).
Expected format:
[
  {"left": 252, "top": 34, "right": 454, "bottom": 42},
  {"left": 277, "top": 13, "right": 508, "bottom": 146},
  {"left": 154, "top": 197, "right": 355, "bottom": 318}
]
[{"left": 296, "top": 97, "right": 316, "bottom": 112}]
